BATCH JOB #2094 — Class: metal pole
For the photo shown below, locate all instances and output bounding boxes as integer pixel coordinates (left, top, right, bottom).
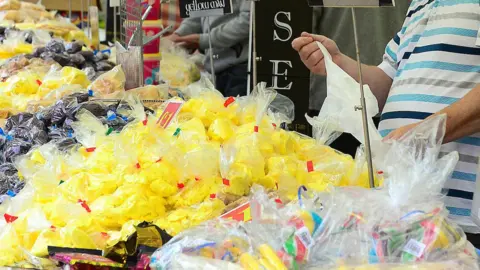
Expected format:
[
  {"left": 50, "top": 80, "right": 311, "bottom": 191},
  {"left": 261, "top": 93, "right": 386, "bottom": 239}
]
[
  {"left": 88, "top": 0, "right": 91, "bottom": 38},
  {"left": 69, "top": 0, "right": 72, "bottom": 21},
  {"left": 252, "top": 0, "right": 257, "bottom": 88},
  {"left": 246, "top": 0, "right": 254, "bottom": 95},
  {"left": 80, "top": 0, "right": 84, "bottom": 29},
  {"left": 114, "top": 6, "right": 117, "bottom": 42},
  {"left": 207, "top": 16, "right": 216, "bottom": 86},
  {"left": 351, "top": 8, "right": 375, "bottom": 188}
]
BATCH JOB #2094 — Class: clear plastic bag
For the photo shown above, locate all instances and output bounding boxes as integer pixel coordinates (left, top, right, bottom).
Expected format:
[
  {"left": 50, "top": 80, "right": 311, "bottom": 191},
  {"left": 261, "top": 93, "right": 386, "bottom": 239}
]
[
  {"left": 314, "top": 41, "right": 382, "bottom": 149},
  {"left": 35, "top": 20, "right": 79, "bottom": 36},
  {"left": 159, "top": 39, "right": 201, "bottom": 88},
  {"left": 37, "top": 66, "right": 90, "bottom": 98},
  {"left": 218, "top": 84, "right": 278, "bottom": 195},
  {"left": 150, "top": 219, "right": 253, "bottom": 269},
  {"left": 0, "top": 0, "right": 20, "bottom": 11},
  {"left": 87, "top": 65, "right": 125, "bottom": 97},
  {"left": 304, "top": 115, "right": 470, "bottom": 268},
  {"left": 70, "top": 109, "right": 108, "bottom": 150},
  {"left": 0, "top": 29, "right": 33, "bottom": 59}
]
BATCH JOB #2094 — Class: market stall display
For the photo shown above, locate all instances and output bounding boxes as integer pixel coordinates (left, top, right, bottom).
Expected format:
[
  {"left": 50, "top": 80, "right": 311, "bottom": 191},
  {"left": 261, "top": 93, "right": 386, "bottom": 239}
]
[
  {"left": 0, "top": 58, "right": 123, "bottom": 118},
  {"left": 0, "top": 0, "right": 55, "bottom": 23},
  {"left": 150, "top": 116, "right": 478, "bottom": 270},
  {"left": 0, "top": 1, "right": 477, "bottom": 268},
  {"left": 0, "top": 79, "right": 378, "bottom": 267}
]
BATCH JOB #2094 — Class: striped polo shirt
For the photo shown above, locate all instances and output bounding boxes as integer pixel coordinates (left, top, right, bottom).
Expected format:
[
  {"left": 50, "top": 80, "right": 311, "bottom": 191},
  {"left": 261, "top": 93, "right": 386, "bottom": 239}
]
[{"left": 378, "top": 0, "right": 480, "bottom": 233}]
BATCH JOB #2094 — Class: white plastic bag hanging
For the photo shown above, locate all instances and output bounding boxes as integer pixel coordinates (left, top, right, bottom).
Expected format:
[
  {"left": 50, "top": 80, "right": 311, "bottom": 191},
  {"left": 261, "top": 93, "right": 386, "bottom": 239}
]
[{"left": 315, "top": 41, "right": 383, "bottom": 147}]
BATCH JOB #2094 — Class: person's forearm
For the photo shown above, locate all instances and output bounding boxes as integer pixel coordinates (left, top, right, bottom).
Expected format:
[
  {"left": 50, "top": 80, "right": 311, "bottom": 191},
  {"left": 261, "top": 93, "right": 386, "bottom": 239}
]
[
  {"left": 428, "top": 84, "right": 480, "bottom": 143},
  {"left": 175, "top": 17, "right": 202, "bottom": 36},
  {"left": 199, "top": 1, "right": 250, "bottom": 50},
  {"left": 337, "top": 53, "right": 393, "bottom": 110}
]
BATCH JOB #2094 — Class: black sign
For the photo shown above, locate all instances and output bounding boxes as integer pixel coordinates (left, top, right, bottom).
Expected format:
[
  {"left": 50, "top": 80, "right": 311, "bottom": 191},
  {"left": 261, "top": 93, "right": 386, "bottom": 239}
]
[
  {"left": 179, "top": 0, "right": 233, "bottom": 18},
  {"left": 256, "top": 0, "right": 313, "bottom": 135},
  {"left": 307, "top": 0, "right": 395, "bottom": 7}
]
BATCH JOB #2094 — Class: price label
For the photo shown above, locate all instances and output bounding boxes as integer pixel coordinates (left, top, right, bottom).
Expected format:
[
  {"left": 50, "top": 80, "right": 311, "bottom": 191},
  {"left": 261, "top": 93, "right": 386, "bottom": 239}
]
[
  {"left": 402, "top": 239, "right": 426, "bottom": 258},
  {"left": 221, "top": 202, "right": 252, "bottom": 222},
  {"left": 156, "top": 101, "right": 184, "bottom": 129}
]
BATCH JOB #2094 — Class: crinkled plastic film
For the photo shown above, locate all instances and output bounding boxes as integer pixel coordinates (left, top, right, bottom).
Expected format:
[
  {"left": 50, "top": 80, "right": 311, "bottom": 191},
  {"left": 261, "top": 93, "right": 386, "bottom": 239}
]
[
  {"left": 35, "top": 20, "right": 79, "bottom": 36},
  {"left": 38, "top": 66, "right": 90, "bottom": 98},
  {"left": 0, "top": 29, "right": 33, "bottom": 59},
  {"left": 0, "top": 0, "right": 21, "bottom": 11},
  {"left": 88, "top": 65, "right": 126, "bottom": 97},
  {"left": 150, "top": 220, "right": 253, "bottom": 269},
  {"left": 314, "top": 41, "right": 382, "bottom": 149},
  {"left": 70, "top": 109, "right": 108, "bottom": 150}
]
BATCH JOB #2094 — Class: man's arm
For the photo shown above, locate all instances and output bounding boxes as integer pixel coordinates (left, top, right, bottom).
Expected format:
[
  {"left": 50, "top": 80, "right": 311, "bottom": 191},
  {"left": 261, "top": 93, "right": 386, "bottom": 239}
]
[
  {"left": 293, "top": 33, "right": 393, "bottom": 110},
  {"left": 175, "top": 17, "right": 202, "bottom": 36},
  {"left": 385, "top": 84, "right": 480, "bottom": 143},
  {"left": 433, "top": 84, "right": 480, "bottom": 143},
  {"left": 198, "top": 0, "right": 251, "bottom": 50}
]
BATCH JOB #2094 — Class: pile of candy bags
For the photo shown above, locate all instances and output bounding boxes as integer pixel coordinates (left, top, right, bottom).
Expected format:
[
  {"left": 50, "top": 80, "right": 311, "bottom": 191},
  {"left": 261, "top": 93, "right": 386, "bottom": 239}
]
[
  {"left": 0, "top": 0, "right": 54, "bottom": 23},
  {"left": 150, "top": 116, "right": 479, "bottom": 270},
  {"left": 0, "top": 60, "right": 124, "bottom": 115},
  {"left": 0, "top": 80, "right": 375, "bottom": 267}
]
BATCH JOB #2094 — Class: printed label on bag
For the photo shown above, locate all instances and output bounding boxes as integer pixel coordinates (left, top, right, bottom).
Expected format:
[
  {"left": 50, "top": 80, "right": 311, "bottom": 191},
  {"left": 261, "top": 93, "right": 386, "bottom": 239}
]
[
  {"left": 157, "top": 101, "right": 184, "bottom": 129},
  {"left": 295, "top": 226, "right": 313, "bottom": 249},
  {"left": 402, "top": 239, "right": 426, "bottom": 258}
]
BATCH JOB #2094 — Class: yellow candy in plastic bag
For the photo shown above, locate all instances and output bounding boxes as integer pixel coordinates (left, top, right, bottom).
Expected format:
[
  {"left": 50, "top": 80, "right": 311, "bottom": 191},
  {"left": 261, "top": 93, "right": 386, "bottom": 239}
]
[
  {"left": 38, "top": 66, "right": 90, "bottom": 98},
  {"left": 159, "top": 40, "right": 201, "bottom": 88},
  {"left": 3, "top": 70, "right": 41, "bottom": 95},
  {"left": 31, "top": 226, "right": 97, "bottom": 257},
  {"left": 0, "top": 225, "right": 24, "bottom": 266},
  {"left": 208, "top": 118, "right": 236, "bottom": 142},
  {"left": 155, "top": 199, "right": 225, "bottom": 236},
  {"left": 264, "top": 155, "right": 299, "bottom": 189}
]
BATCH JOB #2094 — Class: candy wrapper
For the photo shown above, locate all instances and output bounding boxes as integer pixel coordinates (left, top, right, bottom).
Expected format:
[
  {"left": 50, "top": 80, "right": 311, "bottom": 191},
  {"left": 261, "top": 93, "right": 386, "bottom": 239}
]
[{"left": 104, "top": 221, "right": 172, "bottom": 264}]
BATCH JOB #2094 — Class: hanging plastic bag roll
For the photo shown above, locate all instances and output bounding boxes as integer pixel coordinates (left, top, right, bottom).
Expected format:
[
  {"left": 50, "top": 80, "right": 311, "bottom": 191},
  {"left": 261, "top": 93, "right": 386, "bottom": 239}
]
[{"left": 314, "top": 41, "right": 383, "bottom": 151}]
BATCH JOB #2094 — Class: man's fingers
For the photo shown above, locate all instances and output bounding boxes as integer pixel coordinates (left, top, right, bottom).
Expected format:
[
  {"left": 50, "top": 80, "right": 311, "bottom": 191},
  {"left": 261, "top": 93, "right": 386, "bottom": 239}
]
[
  {"left": 300, "top": 42, "right": 323, "bottom": 62},
  {"left": 301, "top": 32, "right": 329, "bottom": 43},
  {"left": 292, "top": 37, "right": 313, "bottom": 51},
  {"left": 312, "top": 60, "right": 326, "bottom": 75}
]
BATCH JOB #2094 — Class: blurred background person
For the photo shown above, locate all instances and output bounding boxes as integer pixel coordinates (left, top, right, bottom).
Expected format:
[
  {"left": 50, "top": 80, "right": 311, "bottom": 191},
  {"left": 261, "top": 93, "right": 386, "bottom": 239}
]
[{"left": 169, "top": 0, "right": 251, "bottom": 97}]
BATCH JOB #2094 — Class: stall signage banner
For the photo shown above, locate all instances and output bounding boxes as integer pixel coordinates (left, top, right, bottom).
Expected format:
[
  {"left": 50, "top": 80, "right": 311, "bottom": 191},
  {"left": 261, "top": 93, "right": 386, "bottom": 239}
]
[
  {"left": 156, "top": 101, "right": 184, "bottom": 128},
  {"left": 179, "top": 0, "right": 233, "bottom": 18},
  {"left": 306, "top": 0, "right": 395, "bottom": 7},
  {"left": 256, "top": 0, "right": 313, "bottom": 135}
]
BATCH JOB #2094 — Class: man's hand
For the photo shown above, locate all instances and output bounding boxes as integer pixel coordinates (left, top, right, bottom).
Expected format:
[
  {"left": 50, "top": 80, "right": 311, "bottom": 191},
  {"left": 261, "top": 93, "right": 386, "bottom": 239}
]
[
  {"left": 173, "top": 34, "right": 200, "bottom": 50},
  {"left": 168, "top": 33, "right": 182, "bottom": 43},
  {"left": 383, "top": 123, "right": 419, "bottom": 142},
  {"left": 291, "top": 32, "right": 343, "bottom": 75}
]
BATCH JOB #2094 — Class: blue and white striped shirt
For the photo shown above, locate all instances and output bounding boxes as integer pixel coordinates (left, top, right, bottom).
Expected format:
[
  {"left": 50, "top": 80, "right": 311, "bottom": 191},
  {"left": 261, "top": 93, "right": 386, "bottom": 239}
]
[{"left": 378, "top": 0, "right": 480, "bottom": 233}]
